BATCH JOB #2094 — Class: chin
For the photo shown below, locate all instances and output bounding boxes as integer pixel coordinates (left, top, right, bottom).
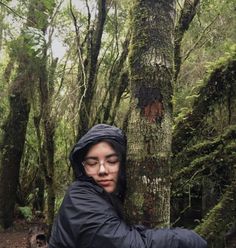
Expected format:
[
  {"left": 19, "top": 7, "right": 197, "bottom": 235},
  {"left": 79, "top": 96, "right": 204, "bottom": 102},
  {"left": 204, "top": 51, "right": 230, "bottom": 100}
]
[{"left": 104, "top": 186, "right": 115, "bottom": 193}]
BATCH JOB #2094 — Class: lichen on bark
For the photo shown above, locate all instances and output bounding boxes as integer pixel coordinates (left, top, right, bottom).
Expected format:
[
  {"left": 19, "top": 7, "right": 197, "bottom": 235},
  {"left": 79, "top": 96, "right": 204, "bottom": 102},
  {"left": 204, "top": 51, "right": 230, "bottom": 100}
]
[{"left": 126, "top": 0, "right": 175, "bottom": 227}]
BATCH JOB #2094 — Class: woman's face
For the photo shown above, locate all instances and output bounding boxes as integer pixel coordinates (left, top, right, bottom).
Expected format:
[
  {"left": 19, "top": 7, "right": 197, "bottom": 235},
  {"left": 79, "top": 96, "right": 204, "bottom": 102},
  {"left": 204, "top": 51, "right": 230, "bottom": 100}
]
[{"left": 83, "top": 141, "right": 120, "bottom": 193}]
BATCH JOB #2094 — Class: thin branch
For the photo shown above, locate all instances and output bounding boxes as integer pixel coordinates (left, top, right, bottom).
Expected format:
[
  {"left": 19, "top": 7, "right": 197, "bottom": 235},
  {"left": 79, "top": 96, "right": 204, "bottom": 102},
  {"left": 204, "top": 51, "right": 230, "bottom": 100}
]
[
  {"left": 80, "top": 0, "right": 91, "bottom": 48},
  {"left": 183, "top": 14, "right": 220, "bottom": 62},
  {"left": 0, "top": 1, "right": 35, "bottom": 26},
  {"left": 54, "top": 50, "right": 72, "bottom": 99},
  {"left": 171, "top": 185, "right": 192, "bottom": 226},
  {"left": 69, "top": 0, "right": 88, "bottom": 113},
  {"left": 47, "top": 0, "right": 64, "bottom": 49}
]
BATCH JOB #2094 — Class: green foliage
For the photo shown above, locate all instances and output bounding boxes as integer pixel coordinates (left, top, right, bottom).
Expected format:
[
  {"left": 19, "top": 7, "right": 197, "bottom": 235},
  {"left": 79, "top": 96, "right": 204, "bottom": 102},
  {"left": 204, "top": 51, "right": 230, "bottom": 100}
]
[
  {"left": 42, "top": 0, "right": 56, "bottom": 13},
  {"left": 8, "top": 28, "right": 46, "bottom": 62},
  {"left": 205, "top": 44, "right": 236, "bottom": 74},
  {"left": 54, "top": 196, "right": 64, "bottom": 214},
  {"left": 0, "top": 0, "right": 235, "bottom": 242},
  {"left": 24, "top": 27, "right": 46, "bottom": 58},
  {"left": 195, "top": 183, "right": 236, "bottom": 246},
  {"left": 18, "top": 206, "right": 33, "bottom": 221},
  {"left": 174, "top": 0, "right": 236, "bottom": 119}
]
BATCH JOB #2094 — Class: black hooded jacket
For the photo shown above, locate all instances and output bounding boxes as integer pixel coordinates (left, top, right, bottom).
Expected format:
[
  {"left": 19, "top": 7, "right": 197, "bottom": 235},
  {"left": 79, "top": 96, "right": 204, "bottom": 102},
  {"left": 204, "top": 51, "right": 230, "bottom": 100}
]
[{"left": 49, "top": 124, "right": 207, "bottom": 248}]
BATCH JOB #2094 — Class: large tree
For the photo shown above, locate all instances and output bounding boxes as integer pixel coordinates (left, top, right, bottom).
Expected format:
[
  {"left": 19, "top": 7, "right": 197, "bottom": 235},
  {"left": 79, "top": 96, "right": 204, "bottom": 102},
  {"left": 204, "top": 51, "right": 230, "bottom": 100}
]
[
  {"left": 125, "top": 0, "right": 175, "bottom": 227},
  {"left": 0, "top": 0, "right": 55, "bottom": 228}
]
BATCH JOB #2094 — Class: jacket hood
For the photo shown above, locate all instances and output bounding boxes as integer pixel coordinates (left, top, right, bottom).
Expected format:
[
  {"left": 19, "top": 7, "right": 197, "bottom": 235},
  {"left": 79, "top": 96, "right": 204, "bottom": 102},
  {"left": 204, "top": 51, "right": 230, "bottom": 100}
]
[{"left": 69, "top": 124, "right": 127, "bottom": 201}]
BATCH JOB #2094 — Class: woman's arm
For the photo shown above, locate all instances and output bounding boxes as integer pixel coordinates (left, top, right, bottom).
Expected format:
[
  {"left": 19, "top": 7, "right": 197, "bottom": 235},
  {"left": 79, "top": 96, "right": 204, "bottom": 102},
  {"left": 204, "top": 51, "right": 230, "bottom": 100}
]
[{"left": 50, "top": 181, "right": 207, "bottom": 248}]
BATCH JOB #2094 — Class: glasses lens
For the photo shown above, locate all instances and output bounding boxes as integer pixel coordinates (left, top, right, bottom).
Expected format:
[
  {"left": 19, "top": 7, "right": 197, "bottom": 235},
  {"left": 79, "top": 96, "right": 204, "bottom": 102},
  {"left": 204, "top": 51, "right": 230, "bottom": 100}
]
[
  {"left": 84, "top": 158, "right": 98, "bottom": 166},
  {"left": 83, "top": 155, "right": 120, "bottom": 172},
  {"left": 106, "top": 155, "right": 119, "bottom": 164}
]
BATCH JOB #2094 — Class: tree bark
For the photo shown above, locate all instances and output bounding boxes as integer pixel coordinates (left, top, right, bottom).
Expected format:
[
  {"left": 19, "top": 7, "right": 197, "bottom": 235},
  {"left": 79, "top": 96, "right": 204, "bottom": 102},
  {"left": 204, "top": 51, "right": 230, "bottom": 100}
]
[
  {"left": 77, "top": 0, "right": 107, "bottom": 139},
  {"left": 174, "top": 0, "right": 200, "bottom": 82},
  {"left": 38, "top": 57, "right": 57, "bottom": 231},
  {"left": 0, "top": 4, "right": 4, "bottom": 51},
  {"left": 125, "top": 0, "right": 175, "bottom": 227},
  {"left": 0, "top": 0, "right": 55, "bottom": 229},
  {"left": 102, "top": 36, "right": 130, "bottom": 124},
  {"left": 195, "top": 179, "right": 236, "bottom": 246},
  {"left": 0, "top": 90, "right": 30, "bottom": 228},
  {"left": 109, "top": 71, "right": 129, "bottom": 124}
]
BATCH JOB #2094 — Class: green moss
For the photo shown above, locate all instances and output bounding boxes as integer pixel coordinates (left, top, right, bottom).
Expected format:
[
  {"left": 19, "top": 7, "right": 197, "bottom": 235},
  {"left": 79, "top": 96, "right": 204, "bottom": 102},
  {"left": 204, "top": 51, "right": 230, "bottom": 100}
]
[
  {"left": 206, "top": 44, "right": 236, "bottom": 74},
  {"left": 18, "top": 206, "right": 33, "bottom": 221},
  {"left": 172, "top": 125, "right": 236, "bottom": 189},
  {"left": 173, "top": 48, "right": 236, "bottom": 154},
  {"left": 128, "top": 0, "right": 174, "bottom": 92},
  {"left": 132, "top": 192, "right": 144, "bottom": 209},
  {"left": 195, "top": 183, "right": 236, "bottom": 241},
  {"left": 173, "top": 125, "right": 236, "bottom": 167}
]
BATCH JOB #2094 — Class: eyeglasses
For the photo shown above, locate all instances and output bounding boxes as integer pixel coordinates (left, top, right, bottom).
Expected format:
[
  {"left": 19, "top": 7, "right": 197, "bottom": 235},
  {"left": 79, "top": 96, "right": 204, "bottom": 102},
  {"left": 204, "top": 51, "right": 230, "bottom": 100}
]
[{"left": 82, "top": 154, "right": 120, "bottom": 173}]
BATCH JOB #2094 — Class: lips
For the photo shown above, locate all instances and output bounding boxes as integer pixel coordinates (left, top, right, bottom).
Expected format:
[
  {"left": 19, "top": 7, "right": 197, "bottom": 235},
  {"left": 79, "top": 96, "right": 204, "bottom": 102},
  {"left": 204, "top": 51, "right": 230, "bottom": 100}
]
[{"left": 98, "top": 180, "right": 112, "bottom": 187}]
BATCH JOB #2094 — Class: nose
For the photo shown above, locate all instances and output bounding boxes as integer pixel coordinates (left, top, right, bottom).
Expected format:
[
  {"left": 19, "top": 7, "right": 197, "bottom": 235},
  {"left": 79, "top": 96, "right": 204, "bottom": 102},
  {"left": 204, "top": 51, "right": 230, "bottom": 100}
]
[{"left": 98, "top": 162, "right": 108, "bottom": 175}]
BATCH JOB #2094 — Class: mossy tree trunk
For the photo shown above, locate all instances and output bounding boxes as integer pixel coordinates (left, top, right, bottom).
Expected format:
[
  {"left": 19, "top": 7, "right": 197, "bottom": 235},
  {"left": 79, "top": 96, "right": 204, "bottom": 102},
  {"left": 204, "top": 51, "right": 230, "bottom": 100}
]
[
  {"left": 0, "top": 88, "right": 31, "bottom": 229},
  {"left": 195, "top": 178, "right": 236, "bottom": 247},
  {"left": 0, "top": 0, "right": 54, "bottom": 229},
  {"left": 0, "top": 3, "right": 5, "bottom": 51},
  {"left": 38, "top": 56, "right": 57, "bottom": 232},
  {"left": 172, "top": 52, "right": 236, "bottom": 154},
  {"left": 125, "top": 0, "right": 175, "bottom": 227},
  {"left": 172, "top": 51, "right": 236, "bottom": 244}
]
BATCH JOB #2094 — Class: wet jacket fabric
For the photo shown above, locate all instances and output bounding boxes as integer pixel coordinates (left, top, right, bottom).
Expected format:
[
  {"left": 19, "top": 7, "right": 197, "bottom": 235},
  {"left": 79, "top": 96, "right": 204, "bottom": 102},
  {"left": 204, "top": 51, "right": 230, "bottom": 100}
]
[
  {"left": 49, "top": 124, "right": 207, "bottom": 248},
  {"left": 49, "top": 180, "right": 207, "bottom": 248}
]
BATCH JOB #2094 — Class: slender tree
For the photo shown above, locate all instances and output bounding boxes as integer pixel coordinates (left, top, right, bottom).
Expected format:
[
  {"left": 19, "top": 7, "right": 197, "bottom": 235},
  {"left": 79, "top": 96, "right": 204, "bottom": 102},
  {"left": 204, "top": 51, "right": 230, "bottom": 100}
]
[
  {"left": 174, "top": 0, "right": 200, "bottom": 83},
  {"left": 74, "top": 0, "right": 108, "bottom": 138},
  {"left": 102, "top": 36, "right": 130, "bottom": 124}
]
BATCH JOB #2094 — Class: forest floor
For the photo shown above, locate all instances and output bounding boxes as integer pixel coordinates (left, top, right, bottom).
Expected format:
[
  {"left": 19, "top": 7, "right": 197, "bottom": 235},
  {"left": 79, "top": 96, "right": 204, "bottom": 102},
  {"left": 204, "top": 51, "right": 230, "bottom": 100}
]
[
  {"left": 0, "top": 219, "right": 47, "bottom": 248},
  {"left": 0, "top": 230, "right": 28, "bottom": 248},
  {"left": 0, "top": 220, "right": 29, "bottom": 248}
]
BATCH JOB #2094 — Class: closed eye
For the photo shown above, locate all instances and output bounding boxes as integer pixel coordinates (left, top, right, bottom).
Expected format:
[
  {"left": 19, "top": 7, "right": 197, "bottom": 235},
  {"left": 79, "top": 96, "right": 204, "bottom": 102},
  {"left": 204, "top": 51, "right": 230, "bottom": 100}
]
[
  {"left": 106, "top": 155, "right": 119, "bottom": 164},
  {"left": 83, "top": 158, "right": 99, "bottom": 166}
]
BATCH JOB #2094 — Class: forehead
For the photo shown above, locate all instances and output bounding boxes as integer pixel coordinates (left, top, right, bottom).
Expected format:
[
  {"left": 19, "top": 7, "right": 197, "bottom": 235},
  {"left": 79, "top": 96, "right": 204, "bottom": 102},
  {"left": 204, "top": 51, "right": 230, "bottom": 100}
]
[{"left": 86, "top": 141, "right": 115, "bottom": 156}]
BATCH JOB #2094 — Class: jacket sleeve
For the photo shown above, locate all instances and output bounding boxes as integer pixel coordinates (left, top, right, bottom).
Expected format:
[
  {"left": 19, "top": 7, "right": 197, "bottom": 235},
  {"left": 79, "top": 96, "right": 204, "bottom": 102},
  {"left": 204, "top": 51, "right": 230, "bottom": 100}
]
[
  {"left": 50, "top": 183, "right": 207, "bottom": 248},
  {"left": 135, "top": 225, "right": 207, "bottom": 248}
]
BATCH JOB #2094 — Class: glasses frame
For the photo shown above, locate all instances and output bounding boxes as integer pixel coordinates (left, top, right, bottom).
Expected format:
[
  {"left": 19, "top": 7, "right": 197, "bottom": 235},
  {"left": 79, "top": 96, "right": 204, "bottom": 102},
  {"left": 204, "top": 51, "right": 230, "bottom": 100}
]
[{"left": 82, "top": 155, "right": 120, "bottom": 173}]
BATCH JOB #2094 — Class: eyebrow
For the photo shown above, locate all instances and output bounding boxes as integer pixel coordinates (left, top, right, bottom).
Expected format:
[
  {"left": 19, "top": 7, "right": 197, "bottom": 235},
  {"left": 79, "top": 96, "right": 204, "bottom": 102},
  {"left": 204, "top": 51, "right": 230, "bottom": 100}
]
[{"left": 85, "top": 153, "right": 118, "bottom": 160}]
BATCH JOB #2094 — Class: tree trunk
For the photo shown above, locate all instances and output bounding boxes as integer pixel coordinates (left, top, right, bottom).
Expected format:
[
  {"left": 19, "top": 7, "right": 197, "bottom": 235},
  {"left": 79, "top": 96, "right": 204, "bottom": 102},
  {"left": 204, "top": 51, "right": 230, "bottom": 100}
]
[
  {"left": 109, "top": 71, "right": 129, "bottom": 124},
  {"left": 195, "top": 179, "right": 236, "bottom": 247},
  {"left": 0, "top": 5, "right": 4, "bottom": 52},
  {"left": 38, "top": 57, "right": 57, "bottom": 231},
  {"left": 102, "top": 37, "right": 130, "bottom": 124},
  {"left": 125, "top": 0, "right": 175, "bottom": 228},
  {"left": 174, "top": 0, "right": 200, "bottom": 83},
  {"left": 77, "top": 0, "right": 107, "bottom": 139},
  {"left": 0, "top": 90, "right": 31, "bottom": 228},
  {"left": 0, "top": 0, "right": 54, "bottom": 229}
]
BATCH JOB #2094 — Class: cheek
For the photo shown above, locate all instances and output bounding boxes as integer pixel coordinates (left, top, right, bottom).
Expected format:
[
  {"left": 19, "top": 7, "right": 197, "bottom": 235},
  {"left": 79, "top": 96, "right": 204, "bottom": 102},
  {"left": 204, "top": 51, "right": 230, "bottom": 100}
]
[
  {"left": 113, "top": 171, "right": 119, "bottom": 182},
  {"left": 84, "top": 169, "right": 96, "bottom": 179}
]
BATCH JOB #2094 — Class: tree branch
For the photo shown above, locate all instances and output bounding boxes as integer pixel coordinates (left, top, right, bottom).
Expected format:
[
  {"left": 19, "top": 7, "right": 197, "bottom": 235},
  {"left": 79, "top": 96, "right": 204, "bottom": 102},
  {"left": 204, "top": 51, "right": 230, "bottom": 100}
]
[
  {"left": 69, "top": 0, "right": 88, "bottom": 114},
  {"left": 183, "top": 14, "right": 220, "bottom": 62},
  {"left": 174, "top": 0, "right": 200, "bottom": 82},
  {"left": 0, "top": 1, "right": 35, "bottom": 25}
]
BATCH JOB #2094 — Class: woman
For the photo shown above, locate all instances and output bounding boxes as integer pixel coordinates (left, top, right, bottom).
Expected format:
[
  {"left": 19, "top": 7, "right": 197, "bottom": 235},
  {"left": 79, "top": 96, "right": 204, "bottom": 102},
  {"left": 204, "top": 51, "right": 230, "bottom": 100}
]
[{"left": 49, "top": 124, "right": 207, "bottom": 248}]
